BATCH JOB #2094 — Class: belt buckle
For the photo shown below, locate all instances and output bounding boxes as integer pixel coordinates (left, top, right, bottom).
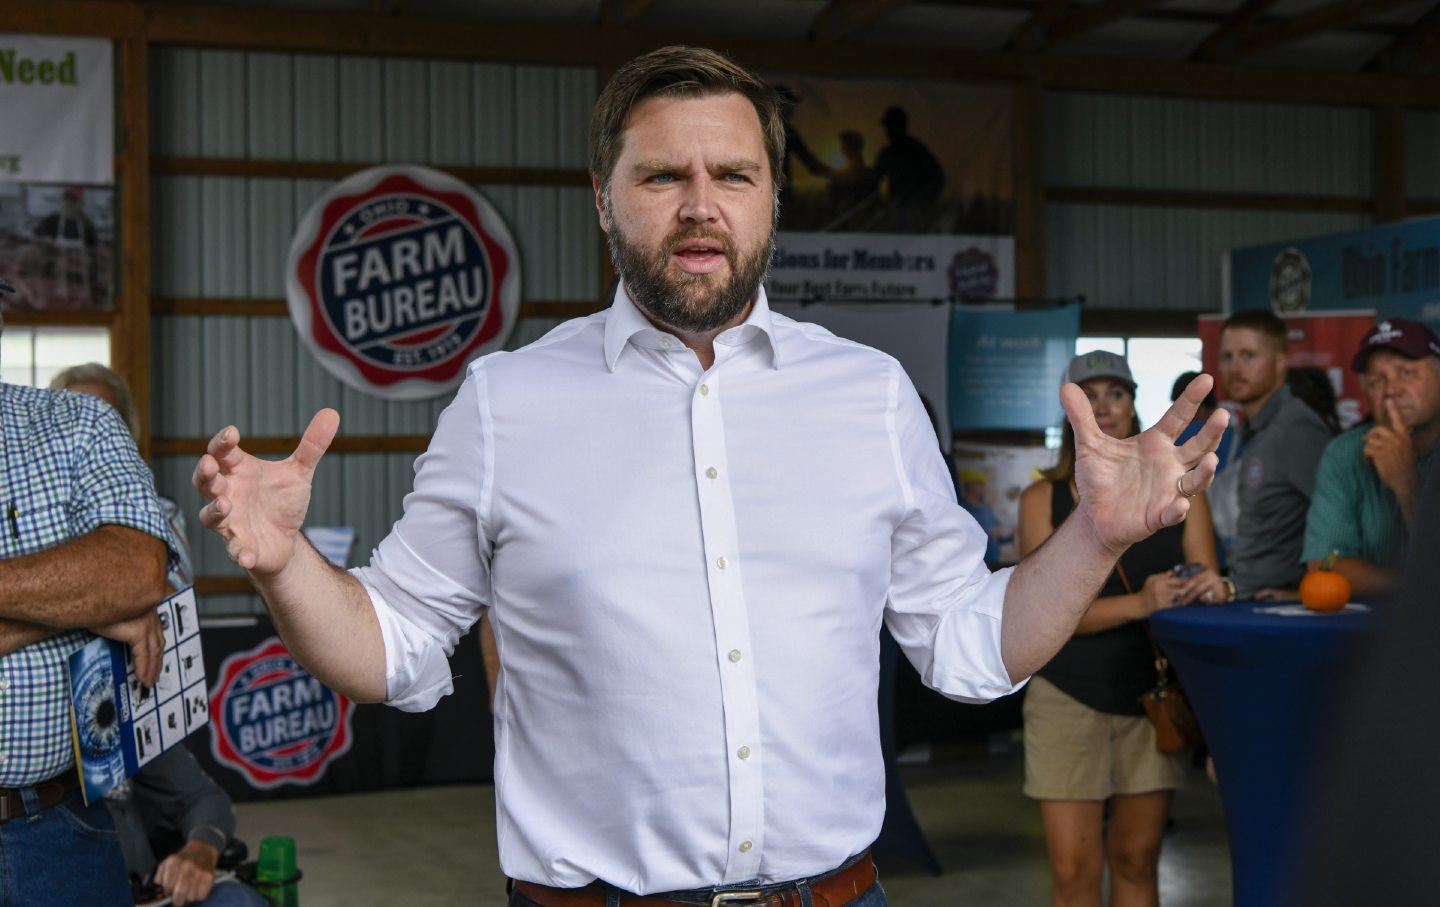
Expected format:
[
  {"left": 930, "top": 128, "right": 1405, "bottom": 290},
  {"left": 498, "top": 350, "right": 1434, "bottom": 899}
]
[{"left": 710, "top": 892, "right": 762, "bottom": 906}]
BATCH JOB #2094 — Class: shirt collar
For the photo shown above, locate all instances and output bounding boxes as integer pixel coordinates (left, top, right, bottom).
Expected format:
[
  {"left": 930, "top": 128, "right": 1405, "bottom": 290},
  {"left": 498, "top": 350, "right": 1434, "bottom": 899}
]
[
  {"left": 1247, "top": 384, "right": 1294, "bottom": 434},
  {"left": 603, "top": 282, "right": 781, "bottom": 372}
]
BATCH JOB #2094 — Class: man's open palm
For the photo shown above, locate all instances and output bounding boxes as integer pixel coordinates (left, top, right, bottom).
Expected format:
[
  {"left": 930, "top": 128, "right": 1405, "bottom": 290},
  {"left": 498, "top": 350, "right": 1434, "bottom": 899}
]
[
  {"left": 192, "top": 409, "right": 339, "bottom": 576},
  {"left": 1065, "top": 374, "right": 1228, "bottom": 552}
]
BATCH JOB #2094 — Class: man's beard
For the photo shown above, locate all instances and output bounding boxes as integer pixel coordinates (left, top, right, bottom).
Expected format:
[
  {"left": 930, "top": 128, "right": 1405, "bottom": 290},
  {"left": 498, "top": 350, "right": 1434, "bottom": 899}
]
[{"left": 604, "top": 200, "right": 775, "bottom": 335}]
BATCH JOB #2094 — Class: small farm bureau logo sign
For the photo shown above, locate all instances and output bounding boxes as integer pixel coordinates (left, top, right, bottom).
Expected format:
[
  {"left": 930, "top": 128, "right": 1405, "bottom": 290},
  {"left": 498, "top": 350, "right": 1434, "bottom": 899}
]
[
  {"left": 209, "top": 639, "right": 354, "bottom": 789},
  {"left": 287, "top": 165, "right": 520, "bottom": 399}
]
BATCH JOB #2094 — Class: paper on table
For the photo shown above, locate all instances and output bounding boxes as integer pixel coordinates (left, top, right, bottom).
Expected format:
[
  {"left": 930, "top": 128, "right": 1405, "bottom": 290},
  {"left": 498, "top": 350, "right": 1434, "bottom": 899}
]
[{"left": 1252, "top": 603, "right": 1371, "bottom": 616}]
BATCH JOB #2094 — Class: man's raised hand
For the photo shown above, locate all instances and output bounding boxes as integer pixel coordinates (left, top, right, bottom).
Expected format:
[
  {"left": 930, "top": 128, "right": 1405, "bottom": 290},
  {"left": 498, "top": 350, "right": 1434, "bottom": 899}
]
[
  {"left": 192, "top": 409, "right": 339, "bottom": 576},
  {"left": 1064, "top": 373, "right": 1229, "bottom": 553}
]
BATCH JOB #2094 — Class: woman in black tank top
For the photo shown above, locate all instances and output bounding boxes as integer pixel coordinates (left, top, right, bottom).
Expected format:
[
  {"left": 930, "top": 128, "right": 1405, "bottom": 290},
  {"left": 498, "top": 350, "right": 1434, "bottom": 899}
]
[{"left": 1016, "top": 353, "right": 1223, "bottom": 907}]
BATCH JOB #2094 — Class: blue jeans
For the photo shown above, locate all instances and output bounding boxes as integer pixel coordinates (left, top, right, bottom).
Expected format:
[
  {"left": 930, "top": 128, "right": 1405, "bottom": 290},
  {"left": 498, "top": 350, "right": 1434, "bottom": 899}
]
[
  {"left": 0, "top": 787, "right": 131, "bottom": 906},
  {"left": 509, "top": 878, "right": 887, "bottom": 906},
  {"left": 199, "top": 879, "right": 270, "bottom": 907}
]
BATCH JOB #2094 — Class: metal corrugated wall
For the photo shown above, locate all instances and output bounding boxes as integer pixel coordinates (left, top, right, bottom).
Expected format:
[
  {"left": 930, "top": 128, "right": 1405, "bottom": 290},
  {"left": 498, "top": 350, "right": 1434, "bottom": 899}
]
[
  {"left": 1045, "top": 91, "right": 1374, "bottom": 312},
  {"left": 1405, "top": 110, "right": 1440, "bottom": 200},
  {"left": 148, "top": 47, "right": 599, "bottom": 614}
]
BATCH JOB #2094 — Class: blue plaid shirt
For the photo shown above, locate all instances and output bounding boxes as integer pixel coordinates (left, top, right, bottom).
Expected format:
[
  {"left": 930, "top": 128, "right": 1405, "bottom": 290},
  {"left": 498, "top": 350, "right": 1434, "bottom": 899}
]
[{"left": 0, "top": 384, "right": 175, "bottom": 787}]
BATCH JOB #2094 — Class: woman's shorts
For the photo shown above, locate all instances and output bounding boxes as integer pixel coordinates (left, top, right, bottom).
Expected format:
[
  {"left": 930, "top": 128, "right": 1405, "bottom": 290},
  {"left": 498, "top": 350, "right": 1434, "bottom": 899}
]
[{"left": 1022, "top": 674, "right": 1186, "bottom": 801}]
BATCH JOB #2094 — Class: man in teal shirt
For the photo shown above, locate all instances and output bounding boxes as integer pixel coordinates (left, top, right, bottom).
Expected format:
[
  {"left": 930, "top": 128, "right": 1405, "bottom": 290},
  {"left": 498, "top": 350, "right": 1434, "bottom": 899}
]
[{"left": 1303, "top": 318, "right": 1440, "bottom": 599}]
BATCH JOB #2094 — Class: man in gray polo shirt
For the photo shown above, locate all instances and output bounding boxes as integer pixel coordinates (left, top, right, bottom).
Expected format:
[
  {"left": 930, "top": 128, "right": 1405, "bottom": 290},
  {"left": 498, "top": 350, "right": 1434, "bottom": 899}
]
[{"left": 1219, "top": 310, "right": 1331, "bottom": 599}]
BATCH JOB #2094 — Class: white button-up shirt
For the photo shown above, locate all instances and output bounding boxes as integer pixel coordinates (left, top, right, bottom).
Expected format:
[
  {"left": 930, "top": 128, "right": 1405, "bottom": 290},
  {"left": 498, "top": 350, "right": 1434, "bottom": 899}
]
[{"left": 354, "top": 285, "right": 1020, "bottom": 894}]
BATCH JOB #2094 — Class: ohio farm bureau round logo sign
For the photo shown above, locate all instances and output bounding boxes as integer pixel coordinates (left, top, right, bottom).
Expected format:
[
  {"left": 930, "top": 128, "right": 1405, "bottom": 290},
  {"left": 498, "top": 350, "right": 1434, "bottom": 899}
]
[
  {"left": 209, "top": 639, "right": 354, "bottom": 789},
  {"left": 287, "top": 165, "right": 520, "bottom": 399}
]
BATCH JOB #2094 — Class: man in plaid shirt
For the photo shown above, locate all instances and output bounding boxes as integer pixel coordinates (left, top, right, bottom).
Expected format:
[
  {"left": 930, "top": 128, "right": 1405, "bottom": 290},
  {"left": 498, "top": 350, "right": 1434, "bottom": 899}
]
[{"left": 0, "top": 277, "right": 175, "bottom": 906}]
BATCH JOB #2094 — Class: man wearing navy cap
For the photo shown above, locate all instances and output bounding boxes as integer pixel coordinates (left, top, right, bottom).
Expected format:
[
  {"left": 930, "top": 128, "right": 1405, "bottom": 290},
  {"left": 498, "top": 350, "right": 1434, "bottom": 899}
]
[{"left": 1303, "top": 318, "right": 1440, "bottom": 599}]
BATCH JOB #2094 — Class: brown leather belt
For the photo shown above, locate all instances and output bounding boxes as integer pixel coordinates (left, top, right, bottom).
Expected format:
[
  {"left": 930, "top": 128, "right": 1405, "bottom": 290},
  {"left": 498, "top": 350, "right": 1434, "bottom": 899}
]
[
  {"left": 0, "top": 770, "right": 79, "bottom": 823},
  {"left": 515, "top": 852, "right": 875, "bottom": 907}
]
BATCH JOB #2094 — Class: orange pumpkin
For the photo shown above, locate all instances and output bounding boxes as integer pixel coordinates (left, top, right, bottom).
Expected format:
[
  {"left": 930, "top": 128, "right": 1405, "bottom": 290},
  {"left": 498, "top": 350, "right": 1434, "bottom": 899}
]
[{"left": 1301, "top": 550, "right": 1351, "bottom": 612}]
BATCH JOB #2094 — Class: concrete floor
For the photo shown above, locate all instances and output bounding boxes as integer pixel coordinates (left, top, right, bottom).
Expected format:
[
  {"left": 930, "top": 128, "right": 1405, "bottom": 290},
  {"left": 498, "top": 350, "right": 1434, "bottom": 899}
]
[{"left": 234, "top": 746, "right": 1231, "bottom": 906}]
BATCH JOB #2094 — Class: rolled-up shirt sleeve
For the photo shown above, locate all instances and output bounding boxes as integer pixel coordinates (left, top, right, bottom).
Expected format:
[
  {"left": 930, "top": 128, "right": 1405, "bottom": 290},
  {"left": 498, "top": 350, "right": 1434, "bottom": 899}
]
[
  {"left": 351, "top": 363, "right": 495, "bottom": 712},
  {"left": 883, "top": 369, "right": 1024, "bottom": 703}
]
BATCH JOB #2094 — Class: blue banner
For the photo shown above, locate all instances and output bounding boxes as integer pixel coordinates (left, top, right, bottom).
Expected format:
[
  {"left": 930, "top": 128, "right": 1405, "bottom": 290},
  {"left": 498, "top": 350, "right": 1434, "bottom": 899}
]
[
  {"left": 949, "top": 305, "right": 1080, "bottom": 430},
  {"left": 1229, "top": 217, "right": 1440, "bottom": 332}
]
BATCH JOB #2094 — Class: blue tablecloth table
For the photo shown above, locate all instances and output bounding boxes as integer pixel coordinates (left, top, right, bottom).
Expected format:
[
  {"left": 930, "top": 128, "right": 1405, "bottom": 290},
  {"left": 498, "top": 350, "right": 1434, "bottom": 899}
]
[{"left": 1149, "top": 601, "right": 1373, "bottom": 907}]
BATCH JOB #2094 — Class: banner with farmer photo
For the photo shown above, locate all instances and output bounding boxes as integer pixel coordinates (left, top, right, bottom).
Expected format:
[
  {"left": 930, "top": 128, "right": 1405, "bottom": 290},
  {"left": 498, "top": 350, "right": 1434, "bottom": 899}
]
[
  {"left": 0, "top": 34, "right": 116, "bottom": 310},
  {"left": 766, "top": 74, "right": 1012, "bottom": 235},
  {"left": 763, "top": 74, "right": 1013, "bottom": 304}
]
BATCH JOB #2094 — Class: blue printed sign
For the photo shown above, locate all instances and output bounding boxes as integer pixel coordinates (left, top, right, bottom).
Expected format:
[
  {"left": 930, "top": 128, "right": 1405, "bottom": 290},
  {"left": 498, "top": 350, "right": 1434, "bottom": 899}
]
[
  {"left": 1229, "top": 217, "right": 1440, "bottom": 332},
  {"left": 67, "top": 587, "right": 207, "bottom": 804},
  {"left": 949, "top": 306, "right": 1080, "bottom": 430}
]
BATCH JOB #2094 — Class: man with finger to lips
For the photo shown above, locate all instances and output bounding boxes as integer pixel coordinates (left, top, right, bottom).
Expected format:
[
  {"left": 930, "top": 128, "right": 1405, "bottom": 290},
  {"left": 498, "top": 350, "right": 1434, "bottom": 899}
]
[
  {"left": 191, "top": 46, "right": 1229, "bottom": 907},
  {"left": 1303, "top": 318, "right": 1440, "bottom": 600}
]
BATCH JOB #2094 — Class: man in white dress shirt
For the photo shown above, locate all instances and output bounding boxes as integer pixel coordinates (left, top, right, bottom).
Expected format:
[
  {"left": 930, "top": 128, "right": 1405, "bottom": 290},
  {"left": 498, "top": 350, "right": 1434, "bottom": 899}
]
[{"left": 195, "top": 46, "right": 1226, "bottom": 907}]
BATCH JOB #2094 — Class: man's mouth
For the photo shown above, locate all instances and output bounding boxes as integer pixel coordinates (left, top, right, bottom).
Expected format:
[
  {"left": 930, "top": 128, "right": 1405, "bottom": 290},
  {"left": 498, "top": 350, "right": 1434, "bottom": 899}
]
[{"left": 671, "top": 239, "right": 728, "bottom": 275}]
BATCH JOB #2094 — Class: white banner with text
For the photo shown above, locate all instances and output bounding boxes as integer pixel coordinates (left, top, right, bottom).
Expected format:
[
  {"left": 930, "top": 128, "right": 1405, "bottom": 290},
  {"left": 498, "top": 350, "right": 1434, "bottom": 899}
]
[{"left": 0, "top": 34, "right": 113, "bottom": 184}]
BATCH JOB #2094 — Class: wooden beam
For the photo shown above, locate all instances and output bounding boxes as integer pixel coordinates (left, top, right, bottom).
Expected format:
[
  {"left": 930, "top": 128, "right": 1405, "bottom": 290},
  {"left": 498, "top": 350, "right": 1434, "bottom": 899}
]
[
  {"left": 1236, "top": 0, "right": 1422, "bottom": 60},
  {"left": 1190, "top": 0, "right": 1281, "bottom": 62},
  {"left": 1008, "top": 0, "right": 1072, "bottom": 53},
  {"left": 194, "top": 576, "right": 256, "bottom": 597},
  {"left": 153, "top": 435, "right": 432, "bottom": 456},
  {"left": 1013, "top": 80, "right": 1045, "bottom": 298},
  {"left": 0, "top": 310, "right": 116, "bottom": 327},
  {"left": 152, "top": 297, "right": 606, "bottom": 319},
  {"left": 1046, "top": 186, "right": 1374, "bottom": 214},
  {"left": 810, "top": 0, "right": 914, "bottom": 41},
  {"left": 1369, "top": 0, "right": 1440, "bottom": 73},
  {"left": 1045, "top": 0, "right": 1166, "bottom": 48},
  {"left": 597, "top": 0, "right": 662, "bottom": 26},
  {"left": 3, "top": 1, "right": 1440, "bottom": 107},
  {"left": 1081, "top": 308, "right": 1204, "bottom": 335},
  {"left": 115, "top": 38, "right": 153, "bottom": 459},
  {"left": 150, "top": 157, "right": 591, "bottom": 187},
  {"left": 1375, "top": 105, "right": 1407, "bottom": 223}
]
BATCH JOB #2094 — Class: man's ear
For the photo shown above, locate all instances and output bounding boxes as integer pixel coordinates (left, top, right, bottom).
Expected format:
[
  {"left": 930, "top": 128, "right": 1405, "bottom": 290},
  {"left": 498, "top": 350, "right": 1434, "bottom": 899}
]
[{"left": 592, "top": 175, "right": 609, "bottom": 234}]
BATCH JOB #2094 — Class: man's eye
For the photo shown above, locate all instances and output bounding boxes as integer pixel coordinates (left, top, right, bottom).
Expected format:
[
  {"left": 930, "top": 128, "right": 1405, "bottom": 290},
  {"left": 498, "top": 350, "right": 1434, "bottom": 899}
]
[
  {"left": 720, "top": 173, "right": 750, "bottom": 183},
  {"left": 648, "top": 173, "right": 677, "bottom": 184}
]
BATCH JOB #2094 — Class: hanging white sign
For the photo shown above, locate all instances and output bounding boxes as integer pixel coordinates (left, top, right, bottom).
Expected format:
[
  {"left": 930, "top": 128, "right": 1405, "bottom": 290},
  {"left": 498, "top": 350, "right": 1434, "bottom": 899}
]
[{"left": 0, "top": 34, "right": 113, "bottom": 184}]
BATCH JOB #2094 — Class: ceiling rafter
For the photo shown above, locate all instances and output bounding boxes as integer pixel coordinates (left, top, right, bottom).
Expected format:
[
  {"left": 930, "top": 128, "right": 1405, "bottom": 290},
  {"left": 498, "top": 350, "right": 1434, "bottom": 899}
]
[
  {"left": 1034, "top": 0, "right": 1169, "bottom": 51},
  {"left": 1190, "top": 0, "right": 1280, "bottom": 62},
  {"left": 937, "top": 0, "right": 1407, "bottom": 38},
  {"left": 1234, "top": 0, "right": 1426, "bottom": 60},
  {"left": 1369, "top": 0, "right": 1440, "bottom": 73},
  {"left": 1007, "top": 0, "right": 1072, "bottom": 53},
  {"left": 809, "top": 0, "right": 915, "bottom": 41},
  {"left": 596, "top": 0, "right": 661, "bottom": 26}
]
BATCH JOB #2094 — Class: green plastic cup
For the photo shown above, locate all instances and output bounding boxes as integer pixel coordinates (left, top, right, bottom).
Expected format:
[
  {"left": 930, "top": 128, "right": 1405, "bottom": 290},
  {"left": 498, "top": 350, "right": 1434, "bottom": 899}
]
[{"left": 256, "top": 835, "right": 299, "bottom": 906}]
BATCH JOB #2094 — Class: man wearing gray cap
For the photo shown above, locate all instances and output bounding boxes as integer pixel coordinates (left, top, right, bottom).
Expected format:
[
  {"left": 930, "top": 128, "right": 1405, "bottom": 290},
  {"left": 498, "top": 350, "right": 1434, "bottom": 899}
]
[{"left": 1303, "top": 318, "right": 1440, "bottom": 599}]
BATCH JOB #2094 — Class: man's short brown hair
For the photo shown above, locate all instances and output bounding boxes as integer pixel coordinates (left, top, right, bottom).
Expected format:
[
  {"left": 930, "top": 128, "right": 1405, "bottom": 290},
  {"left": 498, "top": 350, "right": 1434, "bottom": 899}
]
[
  {"left": 1221, "top": 309, "right": 1288, "bottom": 352},
  {"left": 588, "top": 45, "right": 785, "bottom": 192}
]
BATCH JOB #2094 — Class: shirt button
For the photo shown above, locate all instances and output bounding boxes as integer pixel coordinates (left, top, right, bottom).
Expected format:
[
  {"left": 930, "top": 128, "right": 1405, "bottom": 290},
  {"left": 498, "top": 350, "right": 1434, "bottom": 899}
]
[
  {"left": 738, "top": 840, "right": 753, "bottom": 853},
  {"left": 728, "top": 650, "right": 742, "bottom": 663},
  {"left": 705, "top": 467, "right": 718, "bottom": 479},
  {"left": 0, "top": 677, "right": 8, "bottom": 692},
  {"left": 738, "top": 746, "right": 751, "bottom": 760},
  {"left": 699, "top": 383, "right": 710, "bottom": 396},
  {"left": 716, "top": 556, "right": 727, "bottom": 570}
]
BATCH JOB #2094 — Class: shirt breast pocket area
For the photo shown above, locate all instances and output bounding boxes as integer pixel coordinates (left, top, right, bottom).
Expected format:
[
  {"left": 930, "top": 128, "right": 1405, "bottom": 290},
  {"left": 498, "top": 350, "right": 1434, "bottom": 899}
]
[{"left": 12, "top": 497, "right": 75, "bottom": 551}]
